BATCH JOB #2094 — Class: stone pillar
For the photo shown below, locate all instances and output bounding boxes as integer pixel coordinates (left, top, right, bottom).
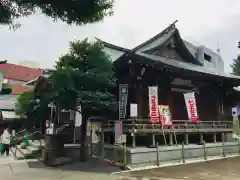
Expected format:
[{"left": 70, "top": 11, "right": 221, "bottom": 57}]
[
  {"left": 152, "top": 134, "right": 156, "bottom": 146},
  {"left": 225, "top": 133, "right": 233, "bottom": 142},
  {"left": 169, "top": 133, "right": 173, "bottom": 146},
  {"left": 200, "top": 134, "right": 204, "bottom": 144},
  {"left": 221, "top": 133, "right": 226, "bottom": 142},
  {"left": 185, "top": 134, "right": 189, "bottom": 145},
  {"left": 213, "top": 133, "right": 217, "bottom": 143},
  {"left": 132, "top": 133, "right": 136, "bottom": 148},
  {"left": 221, "top": 133, "right": 225, "bottom": 142}
]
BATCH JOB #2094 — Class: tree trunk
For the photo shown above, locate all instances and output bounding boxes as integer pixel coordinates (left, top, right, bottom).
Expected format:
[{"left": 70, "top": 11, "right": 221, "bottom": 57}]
[{"left": 80, "top": 115, "right": 87, "bottom": 161}]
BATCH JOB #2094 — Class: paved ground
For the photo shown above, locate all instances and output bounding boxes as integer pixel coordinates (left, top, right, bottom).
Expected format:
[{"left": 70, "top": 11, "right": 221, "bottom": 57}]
[
  {"left": 0, "top": 157, "right": 122, "bottom": 180},
  {"left": 2, "top": 156, "right": 240, "bottom": 179}
]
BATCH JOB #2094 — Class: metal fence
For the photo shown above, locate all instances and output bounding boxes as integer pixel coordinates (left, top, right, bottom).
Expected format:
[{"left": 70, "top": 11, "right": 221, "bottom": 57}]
[{"left": 89, "top": 140, "right": 240, "bottom": 169}]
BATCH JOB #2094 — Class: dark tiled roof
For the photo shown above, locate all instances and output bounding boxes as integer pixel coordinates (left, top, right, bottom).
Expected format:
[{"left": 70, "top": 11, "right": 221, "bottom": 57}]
[{"left": 0, "top": 63, "right": 42, "bottom": 82}]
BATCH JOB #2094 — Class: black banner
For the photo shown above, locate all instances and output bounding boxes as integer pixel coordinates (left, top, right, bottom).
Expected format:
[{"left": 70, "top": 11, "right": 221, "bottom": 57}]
[{"left": 119, "top": 84, "right": 128, "bottom": 120}]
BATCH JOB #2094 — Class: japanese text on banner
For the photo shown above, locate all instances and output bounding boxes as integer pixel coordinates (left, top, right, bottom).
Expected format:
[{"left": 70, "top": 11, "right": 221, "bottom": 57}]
[
  {"left": 184, "top": 92, "right": 199, "bottom": 123},
  {"left": 149, "top": 86, "right": 159, "bottom": 123},
  {"left": 119, "top": 84, "right": 128, "bottom": 120}
]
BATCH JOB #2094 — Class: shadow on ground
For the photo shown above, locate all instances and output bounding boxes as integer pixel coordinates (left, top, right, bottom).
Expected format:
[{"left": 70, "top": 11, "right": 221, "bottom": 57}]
[{"left": 26, "top": 159, "right": 120, "bottom": 174}]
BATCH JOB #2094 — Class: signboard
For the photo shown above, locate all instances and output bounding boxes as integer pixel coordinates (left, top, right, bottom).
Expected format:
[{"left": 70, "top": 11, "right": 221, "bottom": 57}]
[
  {"left": 158, "top": 105, "right": 174, "bottom": 126},
  {"left": 232, "top": 107, "right": 238, "bottom": 117},
  {"left": 45, "top": 120, "right": 50, "bottom": 128},
  {"left": 74, "top": 105, "right": 82, "bottom": 127},
  {"left": 232, "top": 106, "right": 240, "bottom": 139},
  {"left": 46, "top": 122, "right": 54, "bottom": 135},
  {"left": 130, "top": 103, "right": 138, "bottom": 117},
  {"left": 149, "top": 86, "right": 159, "bottom": 123},
  {"left": 184, "top": 92, "right": 199, "bottom": 123},
  {"left": 119, "top": 84, "right": 128, "bottom": 120}
]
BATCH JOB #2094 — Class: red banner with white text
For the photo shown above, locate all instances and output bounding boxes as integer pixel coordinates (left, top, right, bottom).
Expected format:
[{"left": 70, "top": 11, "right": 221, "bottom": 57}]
[
  {"left": 149, "top": 86, "right": 159, "bottom": 123},
  {"left": 184, "top": 92, "right": 199, "bottom": 123}
]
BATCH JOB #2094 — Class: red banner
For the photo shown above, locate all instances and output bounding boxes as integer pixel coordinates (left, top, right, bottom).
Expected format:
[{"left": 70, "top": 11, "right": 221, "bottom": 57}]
[
  {"left": 184, "top": 92, "right": 199, "bottom": 123},
  {"left": 149, "top": 86, "right": 159, "bottom": 123}
]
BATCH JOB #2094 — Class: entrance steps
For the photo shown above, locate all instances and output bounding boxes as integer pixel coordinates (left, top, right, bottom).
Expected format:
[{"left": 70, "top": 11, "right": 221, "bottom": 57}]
[{"left": 10, "top": 140, "right": 44, "bottom": 160}]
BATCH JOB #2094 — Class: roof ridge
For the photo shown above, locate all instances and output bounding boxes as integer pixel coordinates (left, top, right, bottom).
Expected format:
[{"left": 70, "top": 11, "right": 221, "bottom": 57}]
[
  {"left": 132, "top": 20, "right": 178, "bottom": 51},
  {"left": 3, "top": 63, "right": 42, "bottom": 71}
]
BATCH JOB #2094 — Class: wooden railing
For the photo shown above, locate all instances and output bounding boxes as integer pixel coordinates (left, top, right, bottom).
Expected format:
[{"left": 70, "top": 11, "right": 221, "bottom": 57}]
[{"left": 102, "top": 119, "right": 233, "bottom": 133}]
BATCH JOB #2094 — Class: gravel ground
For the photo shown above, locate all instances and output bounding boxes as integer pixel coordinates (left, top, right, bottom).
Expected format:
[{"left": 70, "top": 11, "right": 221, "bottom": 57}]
[{"left": 121, "top": 156, "right": 240, "bottom": 180}]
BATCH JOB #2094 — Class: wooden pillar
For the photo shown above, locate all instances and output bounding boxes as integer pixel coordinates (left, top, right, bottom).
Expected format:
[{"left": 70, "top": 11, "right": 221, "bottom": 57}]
[
  {"left": 137, "top": 82, "right": 143, "bottom": 118},
  {"left": 100, "top": 123, "right": 105, "bottom": 161}
]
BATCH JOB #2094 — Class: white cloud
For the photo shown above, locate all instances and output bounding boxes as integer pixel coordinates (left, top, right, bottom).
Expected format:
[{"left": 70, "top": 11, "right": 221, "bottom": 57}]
[{"left": 0, "top": 0, "right": 239, "bottom": 72}]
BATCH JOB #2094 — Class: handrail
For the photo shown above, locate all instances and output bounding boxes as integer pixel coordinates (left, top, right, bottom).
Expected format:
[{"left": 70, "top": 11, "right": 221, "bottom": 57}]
[
  {"left": 12, "top": 130, "right": 42, "bottom": 160},
  {"left": 14, "top": 129, "right": 27, "bottom": 136},
  {"left": 12, "top": 131, "right": 41, "bottom": 142}
]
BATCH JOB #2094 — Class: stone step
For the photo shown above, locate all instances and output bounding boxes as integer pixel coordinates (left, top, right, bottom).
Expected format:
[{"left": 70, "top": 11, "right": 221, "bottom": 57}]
[{"left": 10, "top": 143, "right": 42, "bottom": 160}]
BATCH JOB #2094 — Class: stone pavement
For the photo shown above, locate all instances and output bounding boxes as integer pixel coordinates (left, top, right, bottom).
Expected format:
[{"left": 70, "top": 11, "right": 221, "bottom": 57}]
[
  {"left": 2, "top": 155, "right": 240, "bottom": 180},
  {"left": 0, "top": 158, "right": 124, "bottom": 180}
]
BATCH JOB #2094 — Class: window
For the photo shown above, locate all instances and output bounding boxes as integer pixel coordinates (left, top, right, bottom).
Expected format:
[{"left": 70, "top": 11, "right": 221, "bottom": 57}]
[{"left": 204, "top": 53, "right": 212, "bottom": 62}]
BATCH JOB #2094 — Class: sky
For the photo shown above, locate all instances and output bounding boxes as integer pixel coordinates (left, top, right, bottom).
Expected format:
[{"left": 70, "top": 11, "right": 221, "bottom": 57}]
[{"left": 0, "top": 0, "right": 240, "bottom": 73}]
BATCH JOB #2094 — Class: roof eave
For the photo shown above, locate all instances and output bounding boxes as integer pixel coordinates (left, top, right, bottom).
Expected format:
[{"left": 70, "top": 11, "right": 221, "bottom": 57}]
[{"left": 95, "top": 38, "right": 130, "bottom": 53}]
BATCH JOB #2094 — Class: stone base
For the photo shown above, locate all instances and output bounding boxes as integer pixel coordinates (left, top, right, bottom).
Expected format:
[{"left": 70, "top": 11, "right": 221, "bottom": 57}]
[{"left": 226, "top": 133, "right": 234, "bottom": 142}]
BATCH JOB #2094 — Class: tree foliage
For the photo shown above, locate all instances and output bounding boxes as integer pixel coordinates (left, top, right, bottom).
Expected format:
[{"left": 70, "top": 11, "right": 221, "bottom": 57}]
[
  {"left": 16, "top": 39, "right": 116, "bottom": 136},
  {"left": 231, "top": 55, "right": 240, "bottom": 75},
  {"left": 0, "top": 0, "right": 114, "bottom": 28},
  {"left": 53, "top": 39, "right": 116, "bottom": 115},
  {"left": 15, "top": 91, "right": 36, "bottom": 118}
]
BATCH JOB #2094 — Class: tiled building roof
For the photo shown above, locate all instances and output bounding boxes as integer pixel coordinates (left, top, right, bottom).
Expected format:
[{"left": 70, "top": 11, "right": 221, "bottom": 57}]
[
  {"left": 0, "top": 63, "right": 42, "bottom": 82},
  {"left": 8, "top": 84, "right": 34, "bottom": 95}
]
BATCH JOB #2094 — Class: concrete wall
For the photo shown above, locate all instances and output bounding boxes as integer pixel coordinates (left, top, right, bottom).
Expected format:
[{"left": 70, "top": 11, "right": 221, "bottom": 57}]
[
  {"left": 65, "top": 141, "right": 240, "bottom": 165},
  {"left": 127, "top": 142, "right": 239, "bottom": 164}
]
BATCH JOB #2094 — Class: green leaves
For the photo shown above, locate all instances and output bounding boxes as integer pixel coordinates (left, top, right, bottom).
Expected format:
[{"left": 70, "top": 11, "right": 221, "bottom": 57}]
[
  {"left": 54, "top": 39, "right": 116, "bottom": 115},
  {"left": 16, "top": 38, "right": 116, "bottom": 124},
  {"left": 231, "top": 55, "right": 240, "bottom": 76},
  {"left": 15, "top": 91, "right": 36, "bottom": 118},
  {"left": 0, "top": 0, "right": 114, "bottom": 27}
]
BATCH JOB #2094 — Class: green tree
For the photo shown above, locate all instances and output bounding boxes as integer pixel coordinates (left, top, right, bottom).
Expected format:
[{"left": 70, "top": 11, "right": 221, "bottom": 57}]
[
  {"left": 1, "top": 0, "right": 113, "bottom": 28},
  {"left": 15, "top": 91, "right": 35, "bottom": 118},
  {"left": 16, "top": 39, "right": 116, "bottom": 160},
  {"left": 51, "top": 39, "right": 116, "bottom": 160},
  {"left": 15, "top": 91, "right": 41, "bottom": 128},
  {"left": 231, "top": 55, "right": 240, "bottom": 75}
]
